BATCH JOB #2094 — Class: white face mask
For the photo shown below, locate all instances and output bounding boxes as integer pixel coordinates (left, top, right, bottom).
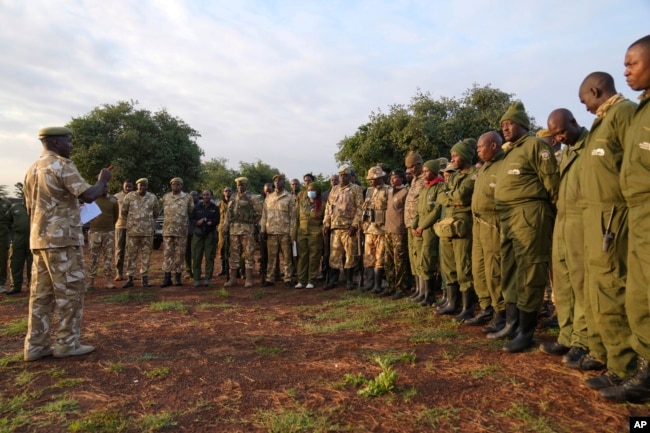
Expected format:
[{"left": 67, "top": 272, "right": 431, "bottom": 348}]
[{"left": 307, "top": 191, "right": 317, "bottom": 199}]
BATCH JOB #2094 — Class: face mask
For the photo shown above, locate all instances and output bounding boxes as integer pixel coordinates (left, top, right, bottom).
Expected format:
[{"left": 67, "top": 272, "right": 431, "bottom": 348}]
[{"left": 307, "top": 191, "right": 317, "bottom": 199}]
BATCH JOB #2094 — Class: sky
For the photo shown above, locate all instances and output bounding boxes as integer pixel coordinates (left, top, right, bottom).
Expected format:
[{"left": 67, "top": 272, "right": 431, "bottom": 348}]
[{"left": 1, "top": 0, "right": 649, "bottom": 194}]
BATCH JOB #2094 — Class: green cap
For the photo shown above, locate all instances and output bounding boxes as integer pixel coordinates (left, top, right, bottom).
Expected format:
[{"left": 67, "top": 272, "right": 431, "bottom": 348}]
[
  {"left": 38, "top": 126, "right": 72, "bottom": 137},
  {"left": 500, "top": 101, "right": 530, "bottom": 130},
  {"left": 451, "top": 138, "right": 477, "bottom": 163}
]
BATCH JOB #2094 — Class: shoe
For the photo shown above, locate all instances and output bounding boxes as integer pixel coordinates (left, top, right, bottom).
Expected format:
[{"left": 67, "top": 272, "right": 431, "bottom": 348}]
[
  {"left": 566, "top": 353, "right": 606, "bottom": 371},
  {"left": 600, "top": 357, "right": 650, "bottom": 403},
  {"left": 105, "top": 283, "right": 115, "bottom": 289},
  {"left": 391, "top": 291, "right": 407, "bottom": 300},
  {"left": 160, "top": 272, "right": 173, "bottom": 288},
  {"left": 122, "top": 276, "right": 134, "bottom": 289},
  {"left": 562, "top": 347, "right": 588, "bottom": 364},
  {"left": 0, "top": 285, "right": 8, "bottom": 294},
  {"left": 114, "top": 274, "right": 124, "bottom": 281},
  {"left": 295, "top": 283, "right": 304, "bottom": 289},
  {"left": 482, "top": 310, "right": 506, "bottom": 334},
  {"left": 53, "top": 343, "right": 95, "bottom": 358},
  {"left": 194, "top": 280, "right": 201, "bottom": 287},
  {"left": 24, "top": 347, "right": 53, "bottom": 362},
  {"left": 465, "top": 306, "right": 494, "bottom": 326},
  {"left": 585, "top": 371, "right": 624, "bottom": 390},
  {"left": 204, "top": 278, "right": 211, "bottom": 287},
  {"left": 539, "top": 341, "right": 571, "bottom": 356},
  {"left": 306, "top": 283, "right": 314, "bottom": 289},
  {"left": 285, "top": 281, "right": 293, "bottom": 288},
  {"left": 261, "top": 280, "right": 273, "bottom": 287},
  {"left": 6, "top": 287, "right": 22, "bottom": 295},
  {"left": 175, "top": 273, "right": 183, "bottom": 286}
]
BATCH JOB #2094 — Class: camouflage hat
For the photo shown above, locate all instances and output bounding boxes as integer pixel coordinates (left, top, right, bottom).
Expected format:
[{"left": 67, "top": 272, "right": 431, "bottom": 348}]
[
  {"left": 38, "top": 126, "right": 72, "bottom": 137},
  {"left": 437, "top": 157, "right": 449, "bottom": 168},
  {"left": 136, "top": 177, "right": 148, "bottom": 185},
  {"left": 366, "top": 166, "right": 386, "bottom": 180},
  {"left": 234, "top": 177, "right": 248, "bottom": 184},
  {"left": 338, "top": 166, "right": 351, "bottom": 175},
  {"left": 442, "top": 165, "right": 457, "bottom": 173},
  {"left": 170, "top": 177, "right": 183, "bottom": 185},
  {"left": 272, "top": 174, "right": 285, "bottom": 182}
]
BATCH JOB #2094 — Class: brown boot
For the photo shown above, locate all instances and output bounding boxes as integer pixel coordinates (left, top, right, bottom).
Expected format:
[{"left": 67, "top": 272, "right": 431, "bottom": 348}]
[
  {"left": 245, "top": 269, "right": 254, "bottom": 288},
  {"left": 224, "top": 270, "right": 238, "bottom": 287}
]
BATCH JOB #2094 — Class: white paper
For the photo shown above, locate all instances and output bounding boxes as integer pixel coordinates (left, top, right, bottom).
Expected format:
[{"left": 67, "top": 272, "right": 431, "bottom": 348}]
[{"left": 80, "top": 201, "right": 102, "bottom": 224}]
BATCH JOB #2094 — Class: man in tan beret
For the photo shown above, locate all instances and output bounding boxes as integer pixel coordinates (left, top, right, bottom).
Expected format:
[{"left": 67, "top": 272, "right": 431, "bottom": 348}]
[{"left": 23, "top": 126, "right": 112, "bottom": 361}]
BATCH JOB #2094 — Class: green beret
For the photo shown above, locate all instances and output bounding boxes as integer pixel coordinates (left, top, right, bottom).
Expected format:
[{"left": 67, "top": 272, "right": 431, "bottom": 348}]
[
  {"left": 405, "top": 151, "right": 423, "bottom": 167},
  {"left": 170, "top": 177, "right": 183, "bottom": 185},
  {"left": 451, "top": 138, "right": 476, "bottom": 163},
  {"left": 500, "top": 101, "right": 530, "bottom": 130},
  {"left": 234, "top": 177, "right": 248, "bottom": 184},
  {"left": 136, "top": 178, "right": 148, "bottom": 185},
  {"left": 272, "top": 174, "right": 285, "bottom": 182},
  {"left": 38, "top": 126, "right": 72, "bottom": 137},
  {"left": 423, "top": 159, "right": 440, "bottom": 174}
]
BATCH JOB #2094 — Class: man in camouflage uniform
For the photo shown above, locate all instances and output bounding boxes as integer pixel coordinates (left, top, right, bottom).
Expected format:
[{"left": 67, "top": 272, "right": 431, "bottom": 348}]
[
  {"left": 223, "top": 177, "right": 262, "bottom": 288},
  {"left": 113, "top": 179, "right": 133, "bottom": 281},
  {"left": 0, "top": 197, "right": 11, "bottom": 293},
  {"left": 6, "top": 199, "right": 32, "bottom": 295},
  {"left": 23, "top": 126, "right": 112, "bottom": 361},
  {"left": 360, "top": 166, "right": 389, "bottom": 294},
  {"left": 260, "top": 174, "right": 296, "bottom": 287},
  {"left": 217, "top": 186, "right": 232, "bottom": 276},
  {"left": 322, "top": 166, "right": 364, "bottom": 290},
  {"left": 160, "top": 177, "right": 194, "bottom": 288},
  {"left": 121, "top": 178, "right": 159, "bottom": 288},
  {"left": 404, "top": 151, "right": 426, "bottom": 301},
  {"left": 87, "top": 185, "right": 119, "bottom": 290}
]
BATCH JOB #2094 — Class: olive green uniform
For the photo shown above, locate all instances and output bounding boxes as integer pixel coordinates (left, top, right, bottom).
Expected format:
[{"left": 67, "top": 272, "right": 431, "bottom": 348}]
[
  {"left": 412, "top": 180, "right": 444, "bottom": 279},
  {"left": 0, "top": 198, "right": 11, "bottom": 289},
  {"left": 404, "top": 173, "right": 425, "bottom": 279},
  {"left": 552, "top": 127, "right": 589, "bottom": 350},
  {"left": 113, "top": 191, "right": 128, "bottom": 279},
  {"left": 294, "top": 195, "right": 325, "bottom": 285},
  {"left": 7, "top": 202, "right": 32, "bottom": 291},
  {"left": 494, "top": 134, "right": 559, "bottom": 312}
]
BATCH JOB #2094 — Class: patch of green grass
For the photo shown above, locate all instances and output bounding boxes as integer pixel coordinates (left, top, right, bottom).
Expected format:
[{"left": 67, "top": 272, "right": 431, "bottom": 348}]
[
  {"left": 212, "top": 287, "right": 229, "bottom": 298},
  {"left": 137, "top": 411, "right": 177, "bottom": 432},
  {"left": 343, "top": 373, "right": 367, "bottom": 387},
  {"left": 363, "top": 351, "right": 416, "bottom": 366},
  {"left": 254, "top": 406, "right": 335, "bottom": 433},
  {"left": 0, "top": 390, "right": 30, "bottom": 413},
  {"left": 42, "top": 395, "right": 80, "bottom": 413},
  {"left": 357, "top": 357, "right": 398, "bottom": 397},
  {"left": 414, "top": 406, "right": 460, "bottom": 430},
  {"left": 136, "top": 353, "right": 161, "bottom": 361},
  {"left": 49, "top": 367, "right": 67, "bottom": 378},
  {"left": 0, "top": 352, "right": 23, "bottom": 367},
  {"left": 409, "top": 327, "right": 461, "bottom": 344},
  {"left": 255, "top": 345, "right": 285, "bottom": 356},
  {"left": 15, "top": 370, "right": 39, "bottom": 387},
  {"left": 106, "top": 362, "right": 124, "bottom": 374},
  {"left": 0, "top": 317, "right": 28, "bottom": 337},
  {"left": 149, "top": 301, "right": 186, "bottom": 313},
  {"left": 469, "top": 364, "right": 500, "bottom": 379},
  {"left": 492, "top": 402, "right": 558, "bottom": 433},
  {"left": 67, "top": 409, "right": 128, "bottom": 433},
  {"left": 53, "top": 378, "right": 85, "bottom": 388},
  {"left": 100, "top": 290, "right": 154, "bottom": 303},
  {"left": 144, "top": 367, "right": 170, "bottom": 379},
  {"left": 251, "top": 289, "right": 267, "bottom": 299}
]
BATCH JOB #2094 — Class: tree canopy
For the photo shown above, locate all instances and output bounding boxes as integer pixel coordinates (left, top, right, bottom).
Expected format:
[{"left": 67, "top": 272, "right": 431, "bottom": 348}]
[
  {"left": 68, "top": 100, "right": 204, "bottom": 196},
  {"left": 335, "top": 84, "right": 539, "bottom": 178}
]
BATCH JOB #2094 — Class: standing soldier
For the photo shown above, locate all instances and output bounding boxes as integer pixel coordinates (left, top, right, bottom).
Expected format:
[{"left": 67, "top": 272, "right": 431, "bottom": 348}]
[
  {"left": 223, "top": 177, "right": 262, "bottom": 288},
  {"left": 217, "top": 186, "right": 232, "bottom": 276},
  {"left": 86, "top": 185, "right": 119, "bottom": 290},
  {"left": 6, "top": 199, "right": 32, "bottom": 295},
  {"left": 0, "top": 197, "right": 11, "bottom": 294},
  {"left": 190, "top": 190, "right": 219, "bottom": 287},
  {"left": 492, "top": 101, "right": 559, "bottom": 353},
  {"left": 121, "top": 178, "right": 159, "bottom": 288},
  {"left": 322, "top": 166, "right": 364, "bottom": 290},
  {"left": 360, "top": 166, "right": 390, "bottom": 294},
  {"left": 404, "top": 151, "right": 426, "bottom": 301},
  {"left": 184, "top": 191, "right": 199, "bottom": 280},
  {"left": 160, "top": 178, "right": 194, "bottom": 288},
  {"left": 23, "top": 126, "right": 112, "bottom": 361},
  {"left": 260, "top": 174, "right": 296, "bottom": 287},
  {"left": 113, "top": 179, "right": 134, "bottom": 281}
]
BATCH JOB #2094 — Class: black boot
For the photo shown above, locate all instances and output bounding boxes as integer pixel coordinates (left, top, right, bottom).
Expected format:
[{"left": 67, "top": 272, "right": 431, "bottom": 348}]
[
  {"left": 503, "top": 310, "right": 537, "bottom": 352},
  {"left": 453, "top": 289, "right": 477, "bottom": 322},
  {"left": 122, "top": 276, "right": 134, "bottom": 288},
  {"left": 487, "top": 303, "right": 519, "bottom": 340},
  {"left": 483, "top": 309, "right": 506, "bottom": 333},
  {"left": 371, "top": 268, "right": 384, "bottom": 294},
  {"left": 344, "top": 268, "right": 355, "bottom": 290},
  {"left": 324, "top": 269, "right": 339, "bottom": 290},
  {"left": 600, "top": 357, "right": 650, "bottom": 403},
  {"left": 466, "top": 305, "right": 495, "bottom": 326},
  {"left": 160, "top": 272, "right": 172, "bottom": 288},
  {"left": 409, "top": 277, "right": 423, "bottom": 301},
  {"left": 142, "top": 276, "right": 152, "bottom": 287},
  {"left": 174, "top": 273, "right": 182, "bottom": 286},
  {"left": 434, "top": 288, "right": 448, "bottom": 308},
  {"left": 435, "top": 283, "right": 461, "bottom": 315},
  {"left": 361, "top": 268, "right": 374, "bottom": 291},
  {"left": 419, "top": 278, "right": 436, "bottom": 306}
]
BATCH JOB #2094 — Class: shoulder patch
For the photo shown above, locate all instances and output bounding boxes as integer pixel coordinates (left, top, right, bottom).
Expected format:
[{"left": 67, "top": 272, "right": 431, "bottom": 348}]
[{"left": 540, "top": 149, "right": 551, "bottom": 160}]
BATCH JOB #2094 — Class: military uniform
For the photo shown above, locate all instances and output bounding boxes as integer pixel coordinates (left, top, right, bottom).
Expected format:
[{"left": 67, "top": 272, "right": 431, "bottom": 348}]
[
  {"left": 294, "top": 192, "right": 325, "bottom": 287},
  {"left": 217, "top": 196, "right": 230, "bottom": 274},
  {"left": 224, "top": 189, "right": 261, "bottom": 274},
  {"left": 404, "top": 172, "right": 425, "bottom": 279},
  {"left": 122, "top": 186, "right": 159, "bottom": 281},
  {"left": 113, "top": 190, "right": 128, "bottom": 279},
  {"left": 87, "top": 195, "right": 119, "bottom": 284},
  {"left": 323, "top": 182, "right": 364, "bottom": 270},
  {"left": 362, "top": 184, "right": 389, "bottom": 269},
  {"left": 260, "top": 188, "right": 295, "bottom": 284},
  {"left": 413, "top": 178, "right": 444, "bottom": 279},
  {"left": 161, "top": 190, "right": 194, "bottom": 275},
  {"left": 0, "top": 198, "right": 11, "bottom": 291},
  {"left": 190, "top": 200, "right": 219, "bottom": 284},
  {"left": 7, "top": 201, "right": 32, "bottom": 292},
  {"left": 384, "top": 184, "right": 411, "bottom": 295}
]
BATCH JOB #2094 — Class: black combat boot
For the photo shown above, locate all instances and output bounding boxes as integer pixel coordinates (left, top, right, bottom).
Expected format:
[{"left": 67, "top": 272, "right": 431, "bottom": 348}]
[
  {"left": 361, "top": 268, "right": 374, "bottom": 291},
  {"left": 454, "top": 289, "right": 477, "bottom": 322},
  {"left": 503, "top": 309, "right": 537, "bottom": 352},
  {"left": 324, "top": 269, "right": 339, "bottom": 290},
  {"left": 487, "top": 303, "right": 519, "bottom": 340},
  {"left": 600, "top": 357, "right": 650, "bottom": 403},
  {"left": 372, "top": 268, "right": 384, "bottom": 294},
  {"left": 160, "top": 272, "right": 172, "bottom": 288},
  {"left": 174, "top": 273, "right": 182, "bottom": 286},
  {"left": 344, "top": 268, "right": 355, "bottom": 290},
  {"left": 419, "top": 278, "right": 436, "bottom": 306},
  {"left": 409, "top": 277, "right": 422, "bottom": 301},
  {"left": 142, "top": 276, "right": 152, "bottom": 287},
  {"left": 466, "top": 305, "right": 494, "bottom": 326},
  {"left": 435, "top": 283, "right": 461, "bottom": 316},
  {"left": 482, "top": 309, "right": 506, "bottom": 333},
  {"left": 122, "top": 276, "right": 134, "bottom": 289}
]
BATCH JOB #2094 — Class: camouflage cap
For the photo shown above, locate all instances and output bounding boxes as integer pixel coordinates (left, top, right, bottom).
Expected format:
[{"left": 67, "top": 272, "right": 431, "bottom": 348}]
[
  {"left": 366, "top": 166, "right": 386, "bottom": 180},
  {"left": 170, "top": 177, "right": 183, "bottom": 185},
  {"left": 338, "top": 166, "right": 351, "bottom": 175},
  {"left": 234, "top": 177, "right": 248, "bottom": 184},
  {"left": 136, "top": 177, "right": 148, "bottom": 185},
  {"left": 272, "top": 174, "right": 285, "bottom": 182},
  {"left": 38, "top": 126, "right": 72, "bottom": 137}
]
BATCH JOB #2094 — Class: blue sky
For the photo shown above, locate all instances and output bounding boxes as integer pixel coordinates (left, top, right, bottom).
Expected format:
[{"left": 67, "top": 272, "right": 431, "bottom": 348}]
[{"left": 1, "top": 0, "right": 648, "bottom": 192}]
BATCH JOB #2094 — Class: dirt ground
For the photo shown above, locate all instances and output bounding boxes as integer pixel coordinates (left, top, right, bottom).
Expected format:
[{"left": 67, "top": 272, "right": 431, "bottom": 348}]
[{"left": 0, "top": 247, "right": 648, "bottom": 433}]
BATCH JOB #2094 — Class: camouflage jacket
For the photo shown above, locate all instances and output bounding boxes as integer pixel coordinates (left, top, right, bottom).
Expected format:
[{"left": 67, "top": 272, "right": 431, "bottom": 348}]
[
  {"left": 122, "top": 191, "right": 159, "bottom": 236},
  {"left": 162, "top": 191, "right": 194, "bottom": 237},
  {"left": 261, "top": 190, "right": 295, "bottom": 235},
  {"left": 223, "top": 192, "right": 261, "bottom": 235},
  {"left": 24, "top": 150, "right": 92, "bottom": 249},
  {"left": 404, "top": 173, "right": 425, "bottom": 228},
  {"left": 323, "top": 183, "right": 364, "bottom": 230},
  {"left": 362, "top": 184, "right": 390, "bottom": 235}
]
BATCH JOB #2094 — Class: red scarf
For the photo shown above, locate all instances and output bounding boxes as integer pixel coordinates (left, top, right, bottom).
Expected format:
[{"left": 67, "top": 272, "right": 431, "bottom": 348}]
[{"left": 424, "top": 176, "right": 444, "bottom": 187}]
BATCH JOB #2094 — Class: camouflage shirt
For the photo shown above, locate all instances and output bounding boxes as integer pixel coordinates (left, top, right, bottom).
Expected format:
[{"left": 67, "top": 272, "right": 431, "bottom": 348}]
[
  {"left": 323, "top": 183, "right": 364, "bottom": 230},
  {"left": 362, "top": 184, "right": 390, "bottom": 235},
  {"left": 223, "top": 192, "right": 262, "bottom": 235},
  {"left": 121, "top": 191, "right": 159, "bottom": 236},
  {"left": 404, "top": 173, "right": 425, "bottom": 228},
  {"left": 24, "top": 150, "right": 92, "bottom": 249},
  {"left": 260, "top": 190, "right": 295, "bottom": 235},
  {"left": 162, "top": 191, "right": 194, "bottom": 237}
]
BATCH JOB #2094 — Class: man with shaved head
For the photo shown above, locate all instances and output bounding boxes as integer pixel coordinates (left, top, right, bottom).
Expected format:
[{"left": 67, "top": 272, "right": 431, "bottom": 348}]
[
  {"left": 542, "top": 109, "right": 590, "bottom": 368},
  {"left": 575, "top": 71, "right": 638, "bottom": 396}
]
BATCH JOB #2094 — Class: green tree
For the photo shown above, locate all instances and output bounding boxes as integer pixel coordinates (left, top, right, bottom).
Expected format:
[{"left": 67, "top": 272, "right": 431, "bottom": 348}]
[
  {"left": 13, "top": 182, "right": 24, "bottom": 200},
  {"left": 198, "top": 157, "right": 238, "bottom": 197},
  {"left": 0, "top": 185, "right": 8, "bottom": 199},
  {"left": 67, "top": 100, "right": 204, "bottom": 196},
  {"left": 237, "top": 160, "right": 281, "bottom": 195}
]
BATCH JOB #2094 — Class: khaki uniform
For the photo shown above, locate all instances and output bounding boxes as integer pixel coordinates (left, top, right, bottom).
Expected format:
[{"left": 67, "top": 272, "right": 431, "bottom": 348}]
[
  {"left": 7, "top": 202, "right": 32, "bottom": 290},
  {"left": 362, "top": 185, "right": 389, "bottom": 268},
  {"left": 261, "top": 190, "right": 295, "bottom": 283},
  {"left": 494, "top": 134, "right": 559, "bottom": 313},
  {"left": 323, "top": 183, "right": 363, "bottom": 270},
  {"left": 122, "top": 191, "right": 159, "bottom": 277},
  {"left": 87, "top": 195, "right": 119, "bottom": 278},
  {"left": 113, "top": 191, "right": 128, "bottom": 278},
  {"left": 471, "top": 150, "right": 505, "bottom": 312},
  {"left": 294, "top": 196, "right": 325, "bottom": 285},
  {"left": 23, "top": 150, "right": 92, "bottom": 357},
  {"left": 224, "top": 192, "right": 261, "bottom": 271},
  {"left": 384, "top": 186, "right": 411, "bottom": 293},
  {"left": 0, "top": 198, "right": 11, "bottom": 287},
  {"left": 161, "top": 191, "right": 194, "bottom": 274}
]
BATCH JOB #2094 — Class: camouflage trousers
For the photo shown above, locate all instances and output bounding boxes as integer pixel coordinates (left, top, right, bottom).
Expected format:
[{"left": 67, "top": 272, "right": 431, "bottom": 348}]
[
  {"left": 265, "top": 234, "right": 292, "bottom": 283},
  {"left": 329, "top": 229, "right": 358, "bottom": 270},
  {"left": 125, "top": 235, "right": 153, "bottom": 277},
  {"left": 229, "top": 233, "right": 256, "bottom": 271},
  {"left": 24, "top": 246, "right": 86, "bottom": 357},
  {"left": 162, "top": 236, "right": 187, "bottom": 273},
  {"left": 363, "top": 233, "right": 385, "bottom": 268},
  {"left": 88, "top": 230, "right": 115, "bottom": 277},
  {"left": 114, "top": 228, "right": 127, "bottom": 277},
  {"left": 384, "top": 232, "right": 412, "bottom": 293}
]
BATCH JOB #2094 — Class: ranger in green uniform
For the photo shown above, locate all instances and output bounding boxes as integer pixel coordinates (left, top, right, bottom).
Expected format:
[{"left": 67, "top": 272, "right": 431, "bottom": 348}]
[
  {"left": 404, "top": 151, "right": 426, "bottom": 301},
  {"left": 492, "top": 101, "right": 559, "bottom": 353},
  {"left": 6, "top": 200, "right": 32, "bottom": 295},
  {"left": 0, "top": 197, "right": 10, "bottom": 293}
]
